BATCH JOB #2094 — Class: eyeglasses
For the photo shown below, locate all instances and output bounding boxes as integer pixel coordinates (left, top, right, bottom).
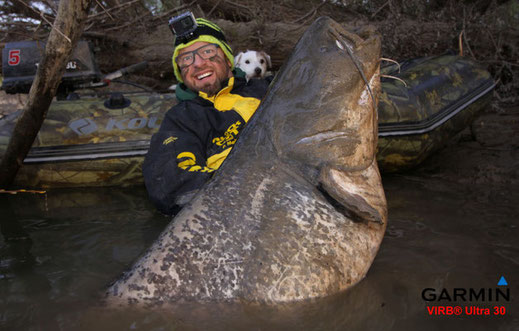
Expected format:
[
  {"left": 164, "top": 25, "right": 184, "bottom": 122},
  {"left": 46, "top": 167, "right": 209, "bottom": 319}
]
[{"left": 176, "top": 44, "right": 220, "bottom": 70}]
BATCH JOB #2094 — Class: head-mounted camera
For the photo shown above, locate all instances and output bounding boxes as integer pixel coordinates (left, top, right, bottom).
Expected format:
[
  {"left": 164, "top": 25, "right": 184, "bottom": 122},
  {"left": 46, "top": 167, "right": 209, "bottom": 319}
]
[{"left": 169, "top": 11, "right": 197, "bottom": 44}]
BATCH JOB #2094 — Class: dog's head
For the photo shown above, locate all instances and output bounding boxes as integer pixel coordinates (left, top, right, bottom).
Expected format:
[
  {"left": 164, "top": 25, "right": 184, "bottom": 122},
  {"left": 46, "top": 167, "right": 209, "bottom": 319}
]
[{"left": 234, "top": 50, "right": 272, "bottom": 81}]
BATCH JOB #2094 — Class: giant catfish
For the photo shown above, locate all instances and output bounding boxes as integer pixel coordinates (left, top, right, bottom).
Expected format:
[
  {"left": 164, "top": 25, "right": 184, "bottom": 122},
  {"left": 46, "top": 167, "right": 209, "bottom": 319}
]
[{"left": 106, "top": 16, "right": 387, "bottom": 307}]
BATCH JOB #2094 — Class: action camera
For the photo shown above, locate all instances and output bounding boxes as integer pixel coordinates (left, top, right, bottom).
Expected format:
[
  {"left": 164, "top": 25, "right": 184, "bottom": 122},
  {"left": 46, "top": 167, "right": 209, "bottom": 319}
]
[{"left": 168, "top": 11, "right": 197, "bottom": 42}]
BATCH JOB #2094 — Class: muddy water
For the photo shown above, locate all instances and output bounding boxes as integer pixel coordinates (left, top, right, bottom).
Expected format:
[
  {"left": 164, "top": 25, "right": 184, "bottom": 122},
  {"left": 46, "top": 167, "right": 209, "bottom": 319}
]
[{"left": 1, "top": 175, "right": 518, "bottom": 330}]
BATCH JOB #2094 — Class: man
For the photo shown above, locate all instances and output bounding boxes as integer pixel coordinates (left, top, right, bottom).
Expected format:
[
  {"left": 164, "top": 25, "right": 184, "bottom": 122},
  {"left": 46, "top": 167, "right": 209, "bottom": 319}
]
[{"left": 143, "top": 18, "right": 271, "bottom": 215}]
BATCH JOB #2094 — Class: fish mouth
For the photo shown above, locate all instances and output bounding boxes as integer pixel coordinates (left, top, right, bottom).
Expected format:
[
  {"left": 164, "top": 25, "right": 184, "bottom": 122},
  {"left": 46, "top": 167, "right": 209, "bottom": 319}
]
[{"left": 327, "top": 24, "right": 364, "bottom": 50}]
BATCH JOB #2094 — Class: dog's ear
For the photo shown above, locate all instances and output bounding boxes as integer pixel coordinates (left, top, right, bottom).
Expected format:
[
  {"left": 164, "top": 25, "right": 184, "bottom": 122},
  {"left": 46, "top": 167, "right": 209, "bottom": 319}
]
[
  {"left": 260, "top": 51, "right": 272, "bottom": 68},
  {"left": 234, "top": 52, "right": 244, "bottom": 66}
]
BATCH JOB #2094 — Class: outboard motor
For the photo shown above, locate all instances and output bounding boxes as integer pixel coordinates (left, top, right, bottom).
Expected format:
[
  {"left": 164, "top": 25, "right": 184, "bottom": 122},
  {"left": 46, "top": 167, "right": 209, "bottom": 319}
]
[{"left": 1, "top": 40, "right": 101, "bottom": 97}]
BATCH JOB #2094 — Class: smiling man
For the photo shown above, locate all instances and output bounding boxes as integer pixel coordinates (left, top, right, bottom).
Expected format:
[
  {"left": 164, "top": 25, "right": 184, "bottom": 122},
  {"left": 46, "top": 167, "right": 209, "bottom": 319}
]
[
  {"left": 143, "top": 18, "right": 271, "bottom": 214},
  {"left": 177, "top": 42, "right": 232, "bottom": 96}
]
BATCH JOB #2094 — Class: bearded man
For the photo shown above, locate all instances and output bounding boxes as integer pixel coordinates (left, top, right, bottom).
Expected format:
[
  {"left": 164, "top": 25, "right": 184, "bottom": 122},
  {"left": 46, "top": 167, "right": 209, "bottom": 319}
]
[{"left": 143, "top": 18, "right": 271, "bottom": 214}]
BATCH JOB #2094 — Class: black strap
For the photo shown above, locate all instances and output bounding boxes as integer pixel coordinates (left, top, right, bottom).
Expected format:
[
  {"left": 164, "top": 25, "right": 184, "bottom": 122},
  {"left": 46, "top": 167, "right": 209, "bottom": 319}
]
[{"left": 175, "top": 25, "right": 227, "bottom": 46}]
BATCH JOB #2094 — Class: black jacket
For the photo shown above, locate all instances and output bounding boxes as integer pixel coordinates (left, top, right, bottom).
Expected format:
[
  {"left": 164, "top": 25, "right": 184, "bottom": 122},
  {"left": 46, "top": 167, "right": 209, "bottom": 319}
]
[{"left": 143, "top": 70, "right": 270, "bottom": 214}]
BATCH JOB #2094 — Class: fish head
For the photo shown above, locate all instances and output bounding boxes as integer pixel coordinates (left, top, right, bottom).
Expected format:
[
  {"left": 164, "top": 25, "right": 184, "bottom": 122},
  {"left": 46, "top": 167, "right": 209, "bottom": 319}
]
[{"left": 261, "top": 17, "right": 381, "bottom": 172}]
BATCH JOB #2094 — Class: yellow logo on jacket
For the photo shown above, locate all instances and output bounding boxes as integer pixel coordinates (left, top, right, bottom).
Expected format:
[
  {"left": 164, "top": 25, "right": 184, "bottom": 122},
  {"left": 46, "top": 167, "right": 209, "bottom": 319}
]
[
  {"left": 162, "top": 136, "right": 178, "bottom": 145},
  {"left": 212, "top": 121, "right": 242, "bottom": 149}
]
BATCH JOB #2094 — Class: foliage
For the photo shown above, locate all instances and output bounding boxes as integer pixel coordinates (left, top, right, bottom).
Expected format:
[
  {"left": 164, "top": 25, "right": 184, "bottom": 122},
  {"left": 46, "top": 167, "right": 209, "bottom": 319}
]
[{"left": 1, "top": 0, "right": 517, "bottom": 104}]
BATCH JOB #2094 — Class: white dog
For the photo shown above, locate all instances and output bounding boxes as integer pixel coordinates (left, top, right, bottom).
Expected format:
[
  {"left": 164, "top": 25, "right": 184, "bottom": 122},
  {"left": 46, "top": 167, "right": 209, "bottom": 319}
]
[{"left": 234, "top": 50, "right": 272, "bottom": 81}]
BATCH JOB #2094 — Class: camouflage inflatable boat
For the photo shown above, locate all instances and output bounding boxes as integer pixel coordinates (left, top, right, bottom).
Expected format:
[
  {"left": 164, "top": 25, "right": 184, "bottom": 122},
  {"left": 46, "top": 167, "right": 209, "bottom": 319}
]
[
  {"left": 377, "top": 54, "right": 495, "bottom": 172},
  {"left": 0, "top": 41, "right": 494, "bottom": 188}
]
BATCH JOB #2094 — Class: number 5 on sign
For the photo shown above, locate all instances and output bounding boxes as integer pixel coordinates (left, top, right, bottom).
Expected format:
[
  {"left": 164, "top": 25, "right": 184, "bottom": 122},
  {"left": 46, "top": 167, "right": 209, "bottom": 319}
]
[{"left": 8, "top": 49, "right": 21, "bottom": 66}]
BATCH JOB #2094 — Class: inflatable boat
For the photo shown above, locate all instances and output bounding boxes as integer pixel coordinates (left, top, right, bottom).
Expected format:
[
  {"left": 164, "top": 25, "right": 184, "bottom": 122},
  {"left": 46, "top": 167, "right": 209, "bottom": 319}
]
[
  {"left": 0, "top": 41, "right": 495, "bottom": 188},
  {"left": 377, "top": 54, "right": 495, "bottom": 172}
]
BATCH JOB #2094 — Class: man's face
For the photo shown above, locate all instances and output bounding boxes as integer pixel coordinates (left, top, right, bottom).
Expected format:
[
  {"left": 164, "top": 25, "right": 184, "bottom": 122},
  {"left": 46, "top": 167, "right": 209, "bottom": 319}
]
[{"left": 178, "top": 41, "right": 233, "bottom": 96}]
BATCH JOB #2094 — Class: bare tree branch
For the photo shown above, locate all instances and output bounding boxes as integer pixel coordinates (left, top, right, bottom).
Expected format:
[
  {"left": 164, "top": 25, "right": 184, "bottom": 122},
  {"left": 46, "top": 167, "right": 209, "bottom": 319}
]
[{"left": 0, "top": 0, "right": 93, "bottom": 187}]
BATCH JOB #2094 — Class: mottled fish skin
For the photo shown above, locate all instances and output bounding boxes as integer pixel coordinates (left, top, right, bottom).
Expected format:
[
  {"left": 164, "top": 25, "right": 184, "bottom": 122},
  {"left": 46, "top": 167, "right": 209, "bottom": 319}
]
[{"left": 106, "top": 16, "right": 386, "bottom": 308}]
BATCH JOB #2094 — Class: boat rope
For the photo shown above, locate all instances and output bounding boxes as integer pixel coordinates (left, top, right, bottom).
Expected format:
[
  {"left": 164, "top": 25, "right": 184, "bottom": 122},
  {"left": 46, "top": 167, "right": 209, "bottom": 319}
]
[
  {"left": 459, "top": 30, "right": 464, "bottom": 57},
  {"left": 380, "top": 74, "right": 408, "bottom": 87},
  {"left": 380, "top": 57, "right": 401, "bottom": 73}
]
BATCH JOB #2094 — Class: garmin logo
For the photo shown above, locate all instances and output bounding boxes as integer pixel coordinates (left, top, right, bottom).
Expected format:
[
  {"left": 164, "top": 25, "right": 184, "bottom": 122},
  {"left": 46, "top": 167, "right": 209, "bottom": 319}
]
[
  {"left": 69, "top": 116, "right": 161, "bottom": 135},
  {"left": 421, "top": 276, "right": 510, "bottom": 302},
  {"left": 422, "top": 287, "right": 510, "bottom": 302}
]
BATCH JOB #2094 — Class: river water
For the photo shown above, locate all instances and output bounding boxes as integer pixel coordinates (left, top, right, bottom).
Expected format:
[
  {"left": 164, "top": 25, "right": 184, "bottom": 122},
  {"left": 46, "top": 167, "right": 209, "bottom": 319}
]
[{"left": 1, "top": 173, "right": 518, "bottom": 330}]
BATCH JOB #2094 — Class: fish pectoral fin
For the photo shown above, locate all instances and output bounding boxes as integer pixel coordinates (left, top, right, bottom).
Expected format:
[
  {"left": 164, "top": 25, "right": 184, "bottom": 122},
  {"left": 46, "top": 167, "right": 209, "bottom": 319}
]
[
  {"left": 318, "top": 184, "right": 383, "bottom": 226},
  {"left": 319, "top": 163, "right": 387, "bottom": 227}
]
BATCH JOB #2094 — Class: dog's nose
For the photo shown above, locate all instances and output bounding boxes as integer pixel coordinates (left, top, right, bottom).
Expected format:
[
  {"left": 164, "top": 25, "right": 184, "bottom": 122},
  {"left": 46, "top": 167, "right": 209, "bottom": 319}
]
[{"left": 255, "top": 67, "right": 262, "bottom": 75}]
